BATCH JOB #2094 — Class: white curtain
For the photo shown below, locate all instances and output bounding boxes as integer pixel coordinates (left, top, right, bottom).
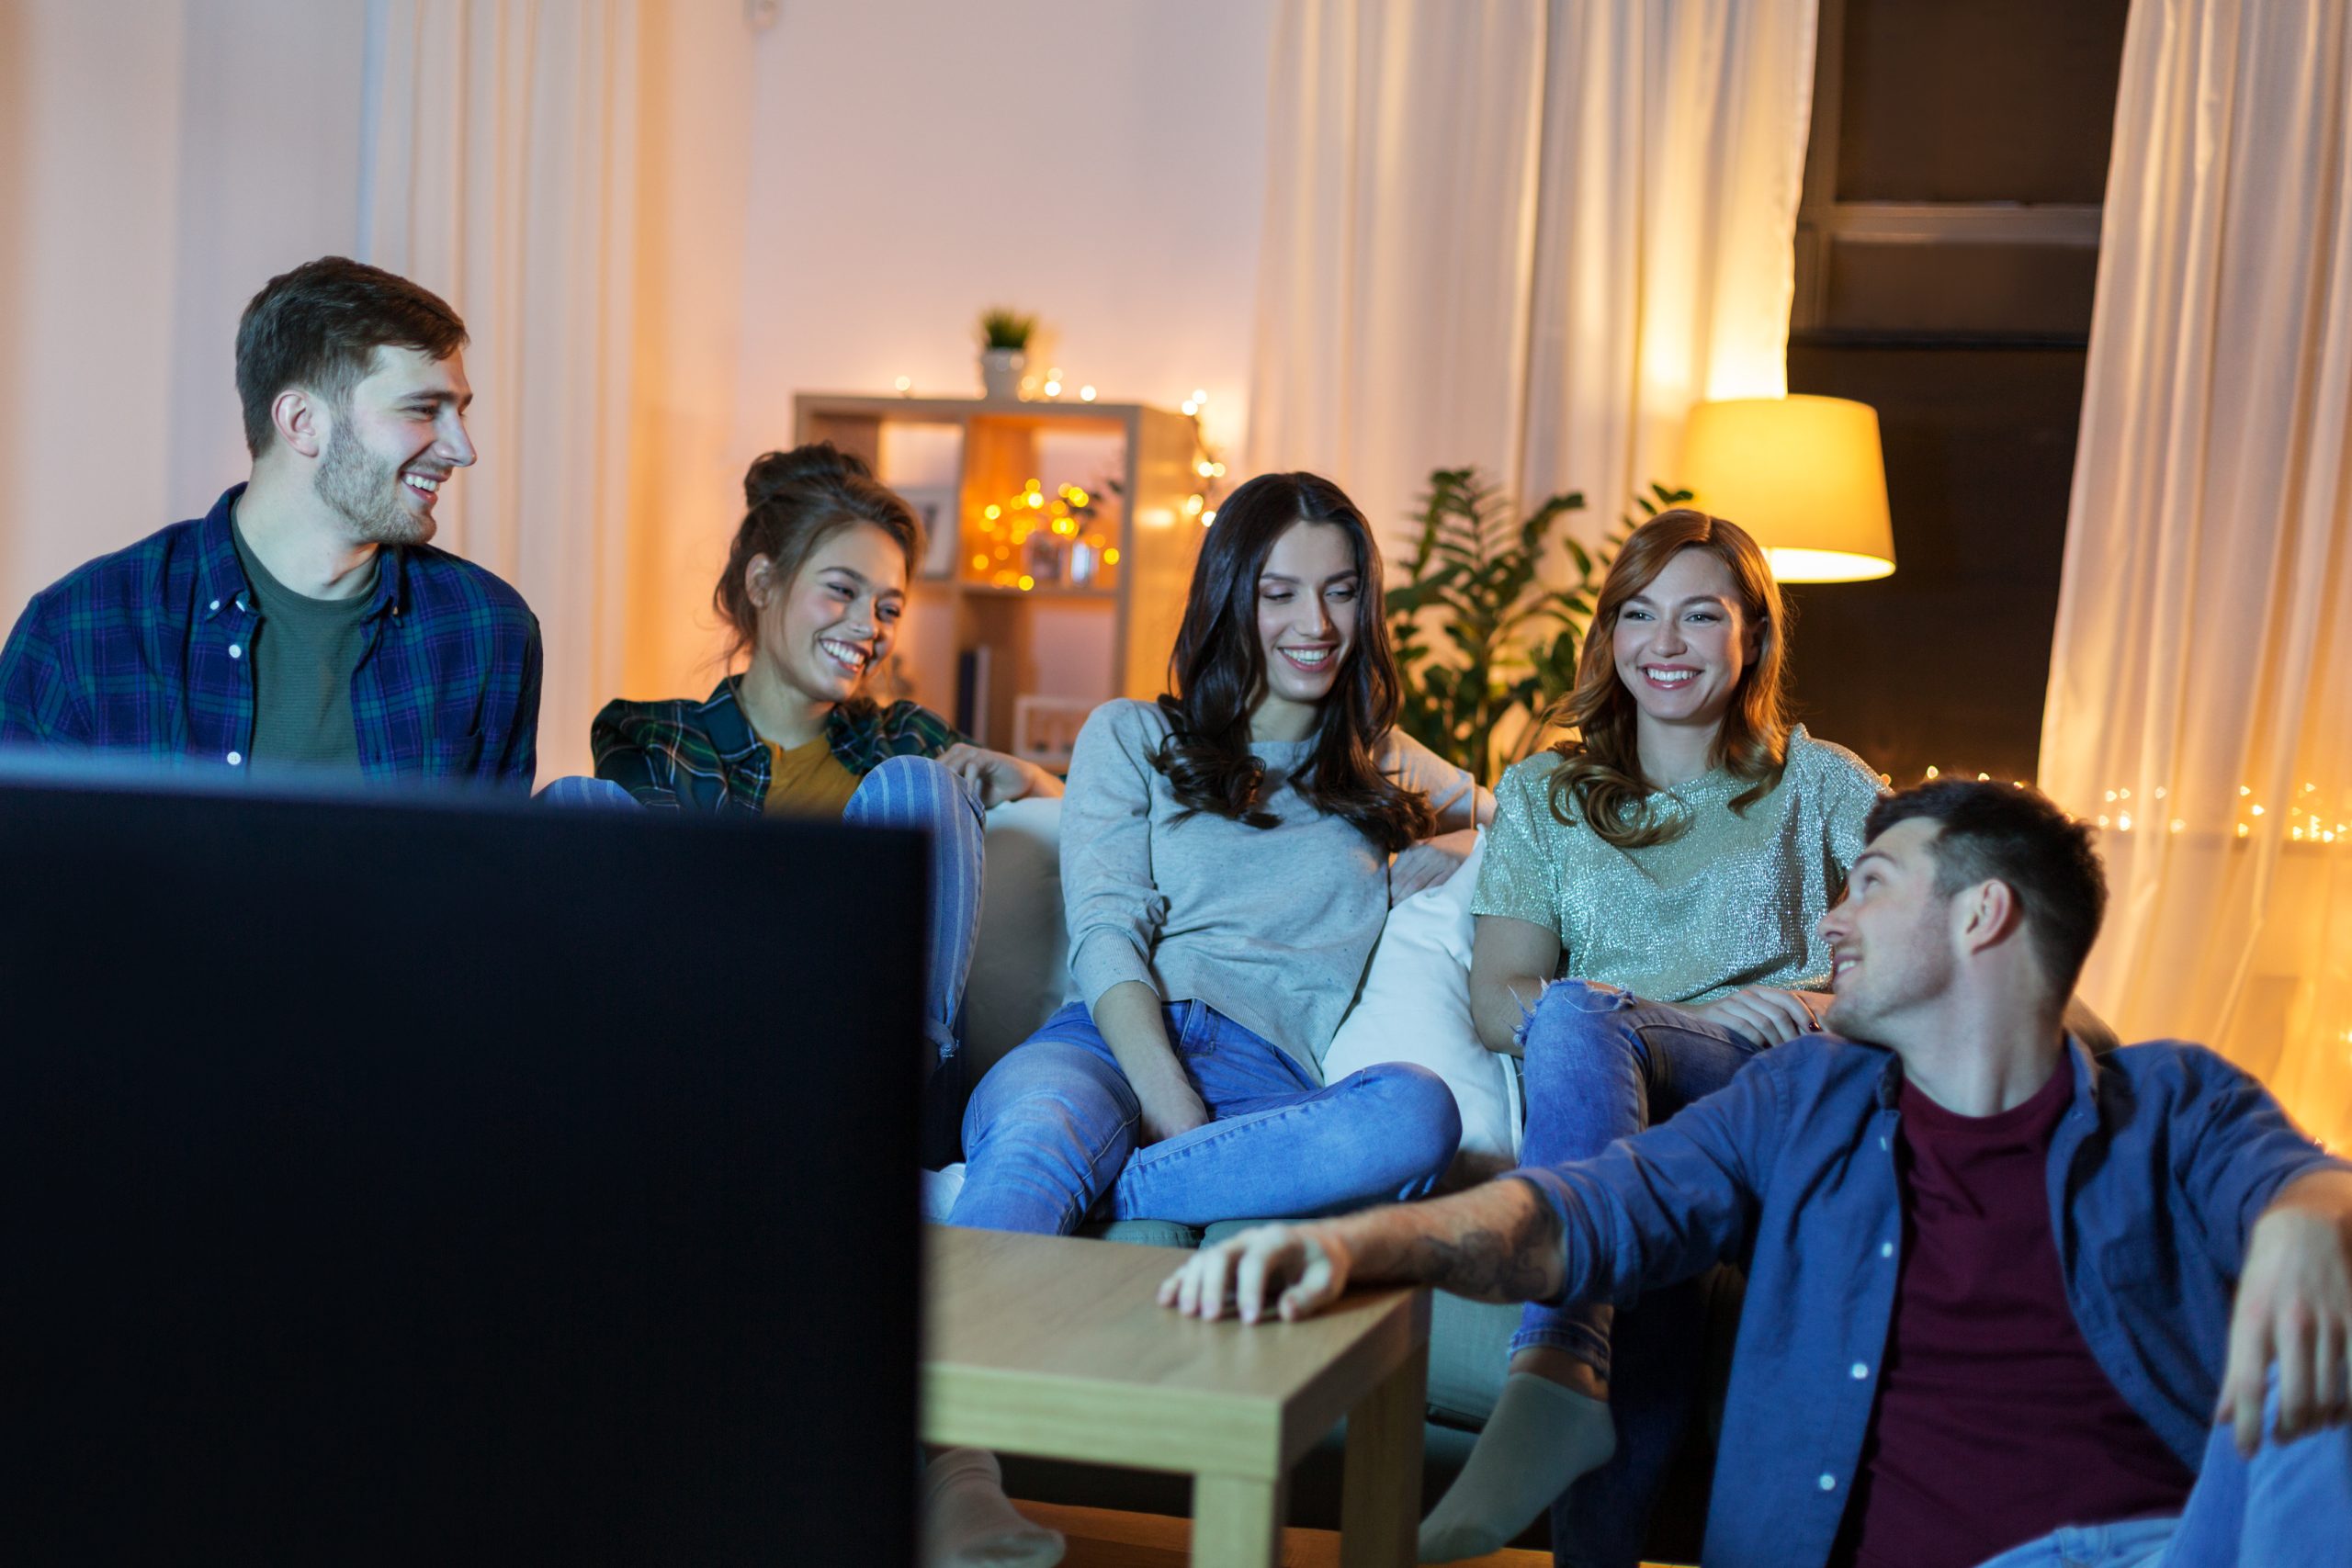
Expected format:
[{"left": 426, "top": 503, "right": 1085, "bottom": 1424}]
[
  {"left": 361, "top": 0, "right": 642, "bottom": 782},
  {"left": 1248, "top": 0, "right": 1816, "bottom": 562},
  {"left": 2041, "top": 0, "right": 2352, "bottom": 1148}
]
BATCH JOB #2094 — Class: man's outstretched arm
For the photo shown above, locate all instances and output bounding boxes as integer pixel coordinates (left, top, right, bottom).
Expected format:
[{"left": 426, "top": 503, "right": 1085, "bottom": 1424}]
[{"left": 1159, "top": 1177, "right": 1565, "bottom": 1325}]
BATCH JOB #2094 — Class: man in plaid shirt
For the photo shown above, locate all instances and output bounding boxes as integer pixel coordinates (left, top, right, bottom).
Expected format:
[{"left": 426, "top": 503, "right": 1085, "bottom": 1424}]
[{"left": 0, "top": 257, "right": 540, "bottom": 789}]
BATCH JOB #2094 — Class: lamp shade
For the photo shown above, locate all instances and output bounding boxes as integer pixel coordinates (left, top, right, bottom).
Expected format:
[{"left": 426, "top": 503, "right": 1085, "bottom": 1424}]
[{"left": 1679, "top": 395, "right": 1895, "bottom": 582}]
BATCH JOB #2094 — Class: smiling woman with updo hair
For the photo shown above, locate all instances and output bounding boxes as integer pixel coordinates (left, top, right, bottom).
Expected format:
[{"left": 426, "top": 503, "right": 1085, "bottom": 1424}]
[{"left": 592, "top": 442, "right": 1061, "bottom": 1165}]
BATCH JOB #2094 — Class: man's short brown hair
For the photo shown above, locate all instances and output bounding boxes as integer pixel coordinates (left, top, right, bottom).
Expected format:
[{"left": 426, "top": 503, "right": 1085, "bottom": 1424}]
[
  {"left": 1865, "top": 780, "right": 2108, "bottom": 997},
  {"left": 233, "top": 257, "right": 468, "bottom": 457}
]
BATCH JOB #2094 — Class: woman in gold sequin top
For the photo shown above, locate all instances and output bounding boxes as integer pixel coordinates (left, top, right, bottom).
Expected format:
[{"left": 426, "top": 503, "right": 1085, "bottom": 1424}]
[{"left": 1417, "top": 510, "right": 1885, "bottom": 1567}]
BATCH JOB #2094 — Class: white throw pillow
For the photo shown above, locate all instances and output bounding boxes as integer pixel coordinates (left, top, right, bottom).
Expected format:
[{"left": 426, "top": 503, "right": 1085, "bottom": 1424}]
[{"left": 1321, "top": 831, "right": 1522, "bottom": 1184}]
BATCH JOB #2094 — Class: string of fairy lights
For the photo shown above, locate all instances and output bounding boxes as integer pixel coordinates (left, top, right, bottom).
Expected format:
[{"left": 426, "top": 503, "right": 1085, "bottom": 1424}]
[{"left": 1909, "top": 766, "right": 2346, "bottom": 845}]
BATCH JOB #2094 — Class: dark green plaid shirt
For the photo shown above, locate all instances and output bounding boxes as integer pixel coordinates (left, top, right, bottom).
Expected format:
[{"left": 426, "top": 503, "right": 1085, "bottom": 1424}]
[{"left": 591, "top": 677, "right": 961, "bottom": 814}]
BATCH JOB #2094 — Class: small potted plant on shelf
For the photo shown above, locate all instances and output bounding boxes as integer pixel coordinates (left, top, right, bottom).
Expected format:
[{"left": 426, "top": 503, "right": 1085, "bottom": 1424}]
[{"left": 977, "top": 307, "right": 1038, "bottom": 400}]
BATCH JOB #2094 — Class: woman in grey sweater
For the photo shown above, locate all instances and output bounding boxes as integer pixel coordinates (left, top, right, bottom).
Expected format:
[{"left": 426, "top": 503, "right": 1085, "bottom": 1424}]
[{"left": 946, "top": 470, "right": 1492, "bottom": 1235}]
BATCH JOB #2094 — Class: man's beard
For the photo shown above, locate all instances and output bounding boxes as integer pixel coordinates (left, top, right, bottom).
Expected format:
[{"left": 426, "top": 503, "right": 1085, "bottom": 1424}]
[{"left": 315, "top": 420, "right": 432, "bottom": 546}]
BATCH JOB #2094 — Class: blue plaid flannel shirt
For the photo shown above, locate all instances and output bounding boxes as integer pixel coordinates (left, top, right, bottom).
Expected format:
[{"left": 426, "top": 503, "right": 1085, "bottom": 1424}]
[{"left": 0, "top": 484, "right": 541, "bottom": 789}]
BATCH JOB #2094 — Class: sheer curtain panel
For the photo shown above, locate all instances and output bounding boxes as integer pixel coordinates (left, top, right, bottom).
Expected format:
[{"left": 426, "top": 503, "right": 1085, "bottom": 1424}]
[
  {"left": 361, "top": 0, "right": 643, "bottom": 782},
  {"left": 2040, "top": 0, "right": 2352, "bottom": 1147},
  {"left": 1247, "top": 0, "right": 1817, "bottom": 564}
]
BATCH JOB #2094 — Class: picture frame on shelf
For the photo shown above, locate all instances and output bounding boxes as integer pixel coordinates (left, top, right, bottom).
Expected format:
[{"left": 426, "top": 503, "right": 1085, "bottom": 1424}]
[
  {"left": 896, "top": 484, "right": 963, "bottom": 580},
  {"left": 1012, "top": 695, "right": 1094, "bottom": 773}
]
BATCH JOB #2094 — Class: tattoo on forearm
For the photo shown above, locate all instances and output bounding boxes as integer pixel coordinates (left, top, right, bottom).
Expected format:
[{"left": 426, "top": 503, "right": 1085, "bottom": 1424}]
[{"left": 1398, "top": 1202, "right": 1565, "bottom": 1303}]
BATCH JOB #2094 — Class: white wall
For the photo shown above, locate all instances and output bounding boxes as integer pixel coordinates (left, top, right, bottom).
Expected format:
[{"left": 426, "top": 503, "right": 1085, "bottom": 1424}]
[
  {"left": 730, "top": 0, "right": 1273, "bottom": 469},
  {"left": 0, "top": 0, "right": 364, "bottom": 626},
  {"left": 0, "top": 1, "right": 186, "bottom": 611}
]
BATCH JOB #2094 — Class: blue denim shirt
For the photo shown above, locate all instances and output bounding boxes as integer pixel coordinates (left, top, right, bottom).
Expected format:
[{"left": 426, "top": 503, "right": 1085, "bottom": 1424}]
[
  {"left": 1507, "top": 1036, "right": 2347, "bottom": 1568},
  {"left": 0, "top": 484, "right": 540, "bottom": 788}
]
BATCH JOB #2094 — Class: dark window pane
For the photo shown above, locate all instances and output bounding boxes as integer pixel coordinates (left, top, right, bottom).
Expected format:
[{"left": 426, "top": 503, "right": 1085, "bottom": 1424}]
[
  {"left": 1781, "top": 344, "right": 2088, "bottom": 787},
  {"left": 1837, "top": 0, "right": 2132, "bottom": 204},
  {"left": 1821, "top": 238, "right": 2100, "bottom": 337}
]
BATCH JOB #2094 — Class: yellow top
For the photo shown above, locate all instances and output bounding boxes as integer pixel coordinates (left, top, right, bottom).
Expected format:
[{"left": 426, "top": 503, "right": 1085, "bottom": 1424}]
[{"left": 761, "top": 734, "right": 863, "bottom": 817}]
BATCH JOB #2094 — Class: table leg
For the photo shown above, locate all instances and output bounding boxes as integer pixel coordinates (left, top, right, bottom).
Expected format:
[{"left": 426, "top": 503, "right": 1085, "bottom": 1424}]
[
  {"left": 1192, "top": 1471, "right": 1287, "bottom": 1567},
  {"left": 1340, "top": 1340, "right": 1428, "bottom": 1568}
]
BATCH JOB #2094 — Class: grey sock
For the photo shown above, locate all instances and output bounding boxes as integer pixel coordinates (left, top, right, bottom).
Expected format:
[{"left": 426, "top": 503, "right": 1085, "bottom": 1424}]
[
  {"left": 921, "top": 1449, "right": 1065, "bottom": 1568},
  {"left": 1417, "top": 1371, "right": 1616, "bottom": 1563}
]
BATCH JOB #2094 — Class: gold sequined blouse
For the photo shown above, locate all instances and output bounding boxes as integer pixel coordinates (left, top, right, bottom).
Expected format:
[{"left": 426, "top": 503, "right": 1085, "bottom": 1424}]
[{"left": 1471, "top": 728, "right": 1886, "bottom": 1004}]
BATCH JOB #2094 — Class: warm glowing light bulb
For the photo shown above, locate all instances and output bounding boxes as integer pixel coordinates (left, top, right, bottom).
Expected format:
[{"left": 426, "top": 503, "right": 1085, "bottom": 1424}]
[
  {"left": 984, "top": 504, "right": 1001, "bottom": 519},
  {"left": 1192, "top": 389, "right": 1207, "bottom": 403},
  {"left": 1017, "top": 574, "right": 1035, "bottom": 592},
  {"left": 2240, "top": 784, "right": 2253, "bottom": 795},
  {"left": 2117, "top": 814, "right": 2132, "bottom": 831},
  {"left": 1184, "top": 493, "right": 1204, "bottom": 514},
  {"left": 2252, "top": 804, "right": 2266, "bottom": 817},
  {"left": 971, "top": 554, "right": 988, "bottom": 570},
  {"left": 1201, "top": 509, "right": 1217, "bottom": 525},
  {"left": 1181, "top": 400, "right": 1198, "bottom": 416},
  {"left": 1079, "top": 385, "right": 1097, "bottom": 401},
  {"left": 1925, "top": 766, "right": 1939, "bottom": 780},
  {"left": 1102, "top": 547, "right": 1121, "bottom": 564},
  {"left": 1196, "top": 460, "right": 1216, "bottom": 478},
  {"left": 2170, "top": 819, "right": 2185, "bottom": 834},
  {"left": 1043, "top": 379, "right": 1062, "bottom": 398},
  {"left": 894, "top": 375, "right": 912, "bottom": 394}
]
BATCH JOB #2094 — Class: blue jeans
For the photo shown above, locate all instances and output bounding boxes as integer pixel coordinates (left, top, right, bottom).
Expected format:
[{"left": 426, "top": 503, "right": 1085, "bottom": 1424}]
[
  {"left": 947, "top": 998, "right": 1461, "bottom": 1235},
  {"left": 1970, "top": 1374, "right": 2352, "bottom": 1567},
  {"left": 1515, "top": 980, "right": 1766, "bottom": 1568},
  {"left": 842, "top": 757, "right": 986, "bottom": 1166}
]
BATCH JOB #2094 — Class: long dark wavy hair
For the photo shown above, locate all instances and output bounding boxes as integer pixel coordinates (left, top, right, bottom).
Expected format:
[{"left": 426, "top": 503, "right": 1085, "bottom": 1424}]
[
  {"left": 1153, "top": 471, "right": 1434, "bottom": 854},
  {"left": 1545, "top": 509, "right": 1792, "bottom": 849}
]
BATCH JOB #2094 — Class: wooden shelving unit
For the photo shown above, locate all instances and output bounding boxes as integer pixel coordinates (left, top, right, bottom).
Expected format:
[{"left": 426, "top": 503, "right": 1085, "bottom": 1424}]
[{"left": 793, "top": 393, "right": 1205, "bottom": 755}]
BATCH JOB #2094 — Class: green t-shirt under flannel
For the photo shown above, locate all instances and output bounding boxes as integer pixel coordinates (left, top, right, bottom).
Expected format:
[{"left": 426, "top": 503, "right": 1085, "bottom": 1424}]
[{"left": 230, "top": 516, "right": 373, "bottom": 778}]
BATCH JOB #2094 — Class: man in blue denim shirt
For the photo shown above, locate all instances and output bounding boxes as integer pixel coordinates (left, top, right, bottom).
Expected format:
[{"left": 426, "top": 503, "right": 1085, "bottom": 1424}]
[
  {"left": 0, "top": 257, "right": 539, "bottom": 788},
  {"left": 1165, "top": 781, "right": 2351, "bottom": 1568}
]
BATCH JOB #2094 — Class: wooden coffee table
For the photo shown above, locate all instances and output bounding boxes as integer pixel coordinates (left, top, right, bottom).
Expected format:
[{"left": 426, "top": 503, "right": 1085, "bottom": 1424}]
[{"left": 923, "top": 1226, "right": 1431, "bottom": 1568}]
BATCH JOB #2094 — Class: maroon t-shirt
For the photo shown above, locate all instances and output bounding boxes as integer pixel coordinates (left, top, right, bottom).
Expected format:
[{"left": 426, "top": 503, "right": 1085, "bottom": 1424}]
[{"left": 1834, "top": 1060, "right": 2195, "bottom": 1568}]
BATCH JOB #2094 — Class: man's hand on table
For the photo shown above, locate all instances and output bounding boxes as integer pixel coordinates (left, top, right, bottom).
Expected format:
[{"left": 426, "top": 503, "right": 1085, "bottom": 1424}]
[{"left": 1159, "top": 1223, "right": 1353, "bottom": 1325}]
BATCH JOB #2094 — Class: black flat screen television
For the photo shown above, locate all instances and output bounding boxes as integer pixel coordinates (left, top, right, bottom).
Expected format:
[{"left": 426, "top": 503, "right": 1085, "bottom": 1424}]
[{"left": 0, "top": 770, "right": 923, "bottom": 1564}]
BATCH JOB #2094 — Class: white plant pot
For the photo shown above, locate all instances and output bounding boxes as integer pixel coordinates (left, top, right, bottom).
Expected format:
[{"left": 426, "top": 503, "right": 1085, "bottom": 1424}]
[{"left": 980, "top": 347, "right": 1026, "bottom": 400}]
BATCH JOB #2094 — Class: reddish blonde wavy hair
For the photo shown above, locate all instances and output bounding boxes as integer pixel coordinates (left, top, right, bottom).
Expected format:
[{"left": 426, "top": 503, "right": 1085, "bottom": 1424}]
[{"left": 1545, "top": 509, "right": 1792, "bottom": 849}]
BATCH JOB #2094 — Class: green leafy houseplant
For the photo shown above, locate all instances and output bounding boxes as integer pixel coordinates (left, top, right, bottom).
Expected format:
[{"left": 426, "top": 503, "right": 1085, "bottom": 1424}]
[
  {"left": 1385, "top": 470, "right": 1693, "bottom": 783},
  {"left": 977, "top": 308, "right": 1037, "bottom": 351}
]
